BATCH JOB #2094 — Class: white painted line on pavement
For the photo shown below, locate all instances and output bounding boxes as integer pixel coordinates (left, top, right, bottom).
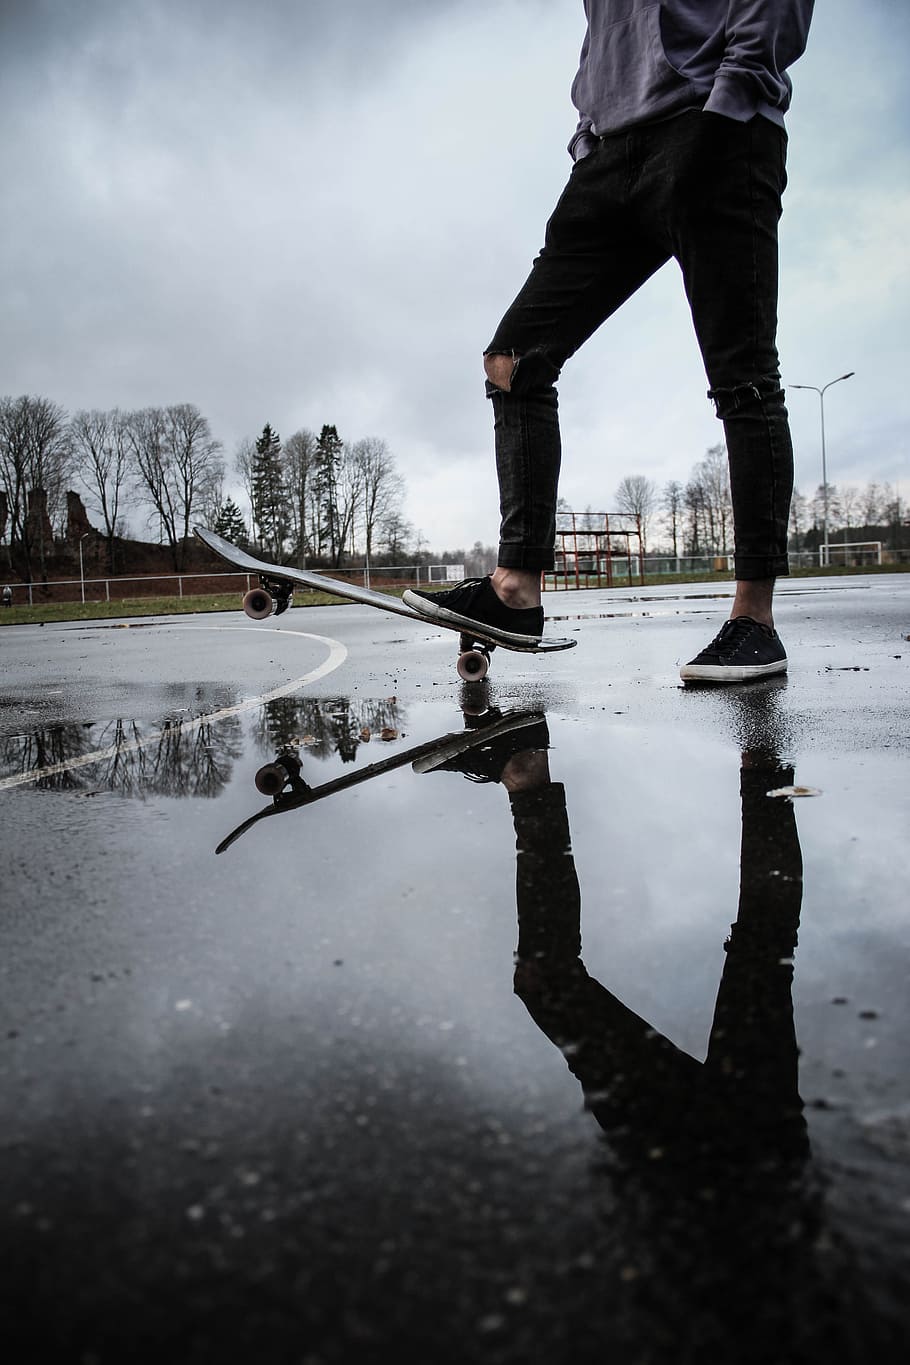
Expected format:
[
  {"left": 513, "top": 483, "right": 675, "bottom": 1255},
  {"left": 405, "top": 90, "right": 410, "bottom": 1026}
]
[{"left": 0, "top": 625, "right": 348, "bottom": 792}]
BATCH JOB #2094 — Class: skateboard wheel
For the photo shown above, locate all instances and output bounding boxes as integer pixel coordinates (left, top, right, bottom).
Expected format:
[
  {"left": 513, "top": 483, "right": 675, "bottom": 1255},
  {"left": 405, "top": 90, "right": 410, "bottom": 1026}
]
[
  {"left": 243, "top": 588, "right": 274, "bottom": 620},
  {"left": 457, "top": 649, "right": 490, "bottom": 682},
  {"left": 254, "top": 762, "right": 287, "bottom": 796}
]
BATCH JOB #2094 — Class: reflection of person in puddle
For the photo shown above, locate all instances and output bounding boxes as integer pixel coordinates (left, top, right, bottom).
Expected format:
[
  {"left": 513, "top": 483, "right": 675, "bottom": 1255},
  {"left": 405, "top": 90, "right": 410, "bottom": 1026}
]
[{"left": 427, "top": 712, "right": 824, "bottom": 1358}]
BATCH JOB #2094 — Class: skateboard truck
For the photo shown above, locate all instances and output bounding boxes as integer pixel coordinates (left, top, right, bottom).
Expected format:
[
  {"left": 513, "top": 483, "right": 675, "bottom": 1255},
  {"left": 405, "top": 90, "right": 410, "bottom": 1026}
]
[
  {"left": 253, "top": 749, "right": 310, "bottom": 797},
  {"left": 243, "top": 576, "right": 294, "bottom": 619}
]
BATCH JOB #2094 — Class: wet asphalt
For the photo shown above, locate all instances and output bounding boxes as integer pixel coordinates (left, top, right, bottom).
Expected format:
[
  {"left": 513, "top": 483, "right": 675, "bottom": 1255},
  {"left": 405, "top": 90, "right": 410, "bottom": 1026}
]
[{"left": 0, "top": 575, "right": 908, "bottom": 1364}]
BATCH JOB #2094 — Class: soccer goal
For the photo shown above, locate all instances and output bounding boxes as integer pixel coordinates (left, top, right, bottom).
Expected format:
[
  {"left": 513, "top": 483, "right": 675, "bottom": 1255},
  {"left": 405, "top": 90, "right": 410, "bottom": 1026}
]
[{"left": 821, "top": 541, "right": 883, "bottom": 568}]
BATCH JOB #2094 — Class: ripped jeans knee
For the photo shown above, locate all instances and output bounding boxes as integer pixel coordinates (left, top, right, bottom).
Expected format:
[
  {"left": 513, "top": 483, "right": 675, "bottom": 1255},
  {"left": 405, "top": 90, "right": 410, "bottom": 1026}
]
[{"left": 483, "top": 347, "right": 562, "bottom": 397}]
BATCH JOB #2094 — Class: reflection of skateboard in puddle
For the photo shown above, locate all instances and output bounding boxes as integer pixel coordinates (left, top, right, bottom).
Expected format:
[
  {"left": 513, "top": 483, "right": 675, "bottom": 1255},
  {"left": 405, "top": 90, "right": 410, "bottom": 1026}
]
[
  {"left": 216, "top": 708, "right": 545, "bottom": 854},
  {"left": 194, "top": 526, "right": 576, "bottom": 680}
]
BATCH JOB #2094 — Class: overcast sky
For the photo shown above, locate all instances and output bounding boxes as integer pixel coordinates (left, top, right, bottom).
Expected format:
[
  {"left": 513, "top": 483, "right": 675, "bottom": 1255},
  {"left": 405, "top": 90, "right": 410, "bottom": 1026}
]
[{"left": 2, "top": 0, "right": 908, "bottom": 551}]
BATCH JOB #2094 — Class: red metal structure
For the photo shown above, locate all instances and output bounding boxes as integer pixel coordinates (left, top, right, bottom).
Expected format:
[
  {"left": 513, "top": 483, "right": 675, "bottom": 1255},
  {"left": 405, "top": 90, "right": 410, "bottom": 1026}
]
[{"left": 548, "top": 511, "right": 645, "bottom": 590}]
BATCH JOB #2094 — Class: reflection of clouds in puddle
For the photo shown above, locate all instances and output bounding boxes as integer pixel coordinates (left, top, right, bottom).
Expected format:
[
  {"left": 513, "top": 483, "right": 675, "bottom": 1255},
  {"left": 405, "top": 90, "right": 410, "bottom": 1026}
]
[
  {"left": 554, "top": 716, "right": 910, "bottom": 1104},
  {"left": 769, "top": 750, "right": 909, "bottom": 936},
  {"left": 551, "top": 720, "right": 741, "bottom": 1059}
]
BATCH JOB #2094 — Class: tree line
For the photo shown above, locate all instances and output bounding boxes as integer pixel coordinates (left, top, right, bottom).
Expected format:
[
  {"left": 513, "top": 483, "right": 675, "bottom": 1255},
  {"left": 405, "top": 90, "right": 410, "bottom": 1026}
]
[
  {"left": 608, "top": 444, "right": 905, "bottom": 559},
  {"left": 4, "top": 391, "right": 902, "bottom": 585},
  {"left": 0, "top": 395, "right": 413, "bottom": 580},
  {"left": 0, "top": 394, "right": 225, "bottom": 578},
  {"left": 228, "top": 422, "right": 411, "bottom": 570}
]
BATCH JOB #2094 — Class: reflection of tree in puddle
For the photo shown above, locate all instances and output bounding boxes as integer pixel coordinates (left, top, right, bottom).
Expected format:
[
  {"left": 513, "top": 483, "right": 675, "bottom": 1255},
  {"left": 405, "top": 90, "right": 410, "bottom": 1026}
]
[
  {"left": 254, "top": 696, "right": 403, "bottom": 763},
  {"left": 124, "top": 717, "right": 242, "bottom": 798},
  {"left": 0, "top": 715, "right": 242, "bottom": 798},
  {"left": 0, "top": 725, "right": 95, "bottom": 792},
  {"left": 2, "top": 698, "right": 404, "bottom": 798}
]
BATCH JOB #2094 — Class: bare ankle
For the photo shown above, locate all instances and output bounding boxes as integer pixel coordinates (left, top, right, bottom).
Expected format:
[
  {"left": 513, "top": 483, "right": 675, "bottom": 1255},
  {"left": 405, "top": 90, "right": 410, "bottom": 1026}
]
[
  {"left": 731, "top": 578, "right": 775, "bottom": 628},
  {"left": 491, "top": 567, "right": 542, "bottom": 610}
]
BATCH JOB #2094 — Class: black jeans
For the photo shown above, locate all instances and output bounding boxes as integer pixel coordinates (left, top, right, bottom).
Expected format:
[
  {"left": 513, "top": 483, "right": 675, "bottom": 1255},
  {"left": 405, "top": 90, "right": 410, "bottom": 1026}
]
[
  {"left": 510, "top": 759, "right": 806, "bottom": 1172},
  {"left": 486, "top": 110, "right": 793, "bottom": 579}
]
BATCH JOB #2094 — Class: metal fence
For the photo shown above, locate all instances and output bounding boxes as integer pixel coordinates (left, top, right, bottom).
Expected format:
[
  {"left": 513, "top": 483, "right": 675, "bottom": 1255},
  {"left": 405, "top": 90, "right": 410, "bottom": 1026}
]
[
  {"left": 2, "top": 564, "right": 463, "bottom": 607},
  {"left": 5, "top": 547, "right": 905, "bottom": 609}
]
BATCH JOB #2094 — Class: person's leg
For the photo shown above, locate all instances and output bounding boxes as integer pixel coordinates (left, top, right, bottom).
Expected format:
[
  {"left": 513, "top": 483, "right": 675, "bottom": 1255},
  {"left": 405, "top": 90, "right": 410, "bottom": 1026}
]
[
  {"left": 672, "top": 113, "right": 792, "bottom": 621},
  {"left": 509, "top": 775, "right": 702, "bottom": 1149},
  {"left": 703, "top": 750, "right": 806, "bottom": 1159},
  {"left": 484, "top": 145, "right": 666, "bottom": 583},
  {"left": 646, "top": 111, "right": 791, "bottom": 681},
  {"left": 405, "top": 137, "right": 667, "bottom": 635}
]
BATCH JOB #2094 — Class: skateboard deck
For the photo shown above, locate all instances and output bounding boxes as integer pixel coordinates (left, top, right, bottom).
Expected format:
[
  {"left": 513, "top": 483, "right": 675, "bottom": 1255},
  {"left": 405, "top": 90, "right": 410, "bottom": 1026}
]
[
  {"left": 194, "top": 525, "right": 576, "bottom": 679},
  {"left": 216, "top": 708, "right": 546, "bottom": 853}
]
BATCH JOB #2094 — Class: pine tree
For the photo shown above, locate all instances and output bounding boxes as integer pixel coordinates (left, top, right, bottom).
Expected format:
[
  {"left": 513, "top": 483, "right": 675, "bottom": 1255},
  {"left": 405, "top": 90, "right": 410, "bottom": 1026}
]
[
  {"left": 250, "top": 424, "right": 289, "bottom": 559},
  {"left": 213, "top": 498, "right": 248, "bottom": 546},
  {"left": 313, "top": 424, "right": 344, "bottom": 562}
]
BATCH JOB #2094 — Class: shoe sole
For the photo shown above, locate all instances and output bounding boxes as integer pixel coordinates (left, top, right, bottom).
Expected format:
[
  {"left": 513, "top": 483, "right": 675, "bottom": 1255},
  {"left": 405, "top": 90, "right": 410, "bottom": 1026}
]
[
  {"left": 402, "top": 590, "right": 542, "bottom": 647},
  {"left": 679, "top": 658, "right": 788, "bottom": 683}
]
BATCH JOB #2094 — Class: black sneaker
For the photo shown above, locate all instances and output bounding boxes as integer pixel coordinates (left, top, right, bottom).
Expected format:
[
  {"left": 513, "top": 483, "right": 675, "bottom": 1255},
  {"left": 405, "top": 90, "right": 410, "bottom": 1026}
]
[
  {"left": 680, "top": 616, "right": 788, "bottom": 684},
  {"left": 412, "top": 709, "right": 549, "bottom": 782},
  {"left": 404, "top": 577, "right": 544, "bottom": 647}
]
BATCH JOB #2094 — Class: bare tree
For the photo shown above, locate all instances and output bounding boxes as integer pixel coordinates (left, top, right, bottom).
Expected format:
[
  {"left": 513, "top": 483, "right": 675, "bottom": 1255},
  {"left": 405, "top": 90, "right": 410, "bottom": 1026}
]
[
  {"left": 350, "top": 437, "right": 405, "bottom": 565},
  {"left": 880, "top": 482, "right": 903, "bottom": 547},
  {"left": 690, "top": 444, "right": 732, "bottom": 554},
  {"left": 284, "top": 428, "right": 317, "bottom": 567},
  {"left": 379, "top": 510, "right": 414, "bottom": 561},
  {"left": 335, "top": 445, "right": 364, "bottom": 568},
  {"left": 0, "top": 396, "right": 29, "bottom": 567},
  {"left": 127, "top": 404, "right": 223, "bottom": 569},
  {"left": 234, "top": 435, "right": 257, "bottom": 526},
  {"left": 810, "top": 482, "right": 834, "bottom": 537},
  {"left": 0, "top": 394, "right": 70, "bottom": 579},
  {"left": 684, "top": 478, "right": 704, "bottom": 555},
  {"left": 838, "top": 484, "right": 861, "bottom": 540},
  {"left": 789, "top": 488, "right": 809, "bottom": 551},
  {"left": 662, "top": 479, "right": 684, "bottom": 558},
  {"left": 197, "top": 466, "right": 227, "bottom": 532},
  {"left": 860, "top": 481, "right": 883, "bottom": 527},
  {"left": 125, "top": 405, "right": 169, "bottom": 543},
  {"left": 70, "top": 408, "right": 132, "bottom": 571},
  {"left": 166, "top": 404, "right": 224, "bottom": 557},
  {"left": 615, "top": 474, "right": 659, "bottom": 554}
]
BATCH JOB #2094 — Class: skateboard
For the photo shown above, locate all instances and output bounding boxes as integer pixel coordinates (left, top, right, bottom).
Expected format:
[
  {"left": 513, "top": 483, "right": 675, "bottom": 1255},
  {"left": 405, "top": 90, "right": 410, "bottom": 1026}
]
[
  {"left": 215, "top": 707, "right": 546, "bottom": 853},
  {"left": 194, "top": 526, "right": 576, "bottom": 680}
]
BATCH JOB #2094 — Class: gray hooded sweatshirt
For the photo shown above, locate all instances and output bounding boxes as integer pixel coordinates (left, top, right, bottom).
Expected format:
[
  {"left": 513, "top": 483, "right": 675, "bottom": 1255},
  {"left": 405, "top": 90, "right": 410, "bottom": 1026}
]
[{"left": 569, "top": 0, "right": 815, "bottom": 159}]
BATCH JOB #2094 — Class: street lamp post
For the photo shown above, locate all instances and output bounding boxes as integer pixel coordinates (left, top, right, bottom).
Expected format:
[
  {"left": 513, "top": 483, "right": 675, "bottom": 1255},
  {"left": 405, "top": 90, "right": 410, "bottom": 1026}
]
[
  {"left": 791, "top": 371, "right": 855, "bottom": 567},
  {"left": 79, "top": 532, "right": 90, "bottom": 604}
]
